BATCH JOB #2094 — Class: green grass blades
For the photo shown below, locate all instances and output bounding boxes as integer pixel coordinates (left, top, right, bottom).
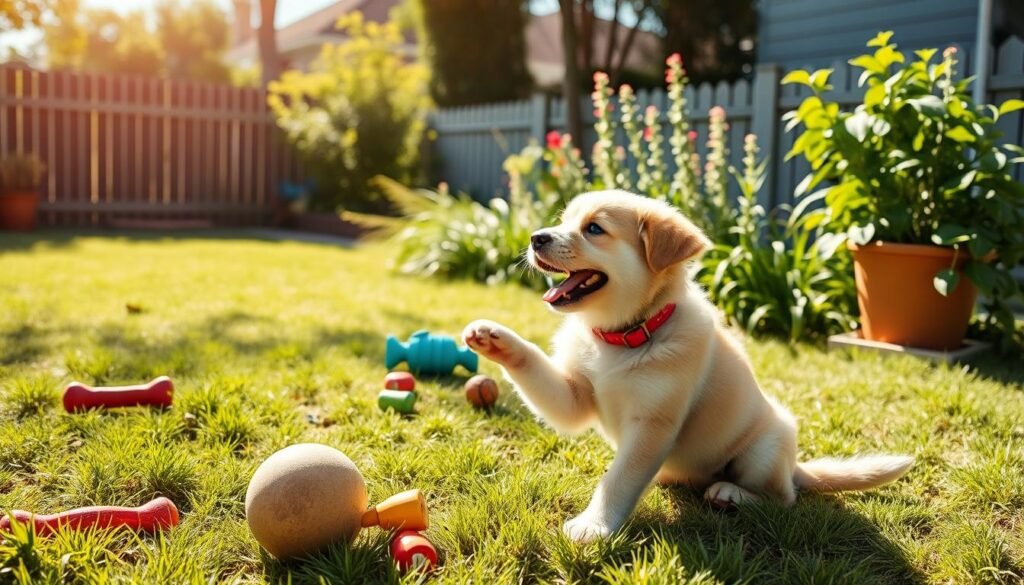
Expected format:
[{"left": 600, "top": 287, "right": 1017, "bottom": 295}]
[{"left": 1, "top": 231, "right": 1023, "bottom": 584}]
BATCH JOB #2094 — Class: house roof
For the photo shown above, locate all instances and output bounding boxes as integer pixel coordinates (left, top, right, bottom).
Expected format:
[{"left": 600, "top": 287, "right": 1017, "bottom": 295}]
[
  {"left": 227, "top": 0, "right": 664, "bottom": 81},
  {"left": 226, "top": 0, "right": 403, "bottom": 64}
]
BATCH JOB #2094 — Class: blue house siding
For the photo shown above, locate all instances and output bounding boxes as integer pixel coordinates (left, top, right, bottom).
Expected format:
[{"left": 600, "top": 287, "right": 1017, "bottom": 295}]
[{"left": 758, "top": 0, "right": 978, "bottom": 68}]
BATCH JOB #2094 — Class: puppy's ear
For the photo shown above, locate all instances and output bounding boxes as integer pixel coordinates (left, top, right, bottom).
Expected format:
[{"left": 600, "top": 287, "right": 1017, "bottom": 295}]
[{"left": 639, "top": 210, "right": 710, "bottom": 272}]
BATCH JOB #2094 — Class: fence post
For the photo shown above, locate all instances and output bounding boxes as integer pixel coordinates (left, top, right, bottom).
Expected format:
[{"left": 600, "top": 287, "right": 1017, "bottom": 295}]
[
  {"left": 530, "top": 92, "right": 548, "bottom": 143},
  {"left": 750, "top": 63, "right": 780, "bottom": 209}
]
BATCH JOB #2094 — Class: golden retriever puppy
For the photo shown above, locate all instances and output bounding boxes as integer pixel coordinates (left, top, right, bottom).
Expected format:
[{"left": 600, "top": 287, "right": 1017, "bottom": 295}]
[{"left": 462, "top": 190, "right": 913, "bottom": 543}]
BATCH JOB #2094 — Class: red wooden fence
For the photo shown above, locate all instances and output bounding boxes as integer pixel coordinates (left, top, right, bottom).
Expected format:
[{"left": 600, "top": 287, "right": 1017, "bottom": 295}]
[{"left": 0, "top": 65, "right": 303, "bottom": 227}]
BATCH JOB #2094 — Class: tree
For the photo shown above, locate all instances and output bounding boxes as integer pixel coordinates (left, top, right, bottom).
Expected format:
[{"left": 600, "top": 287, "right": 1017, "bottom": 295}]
[
  {"left": 653, "top": 0, "right": 756, "bottom": 84},
  {"left": 558, "top": 0, "right": 656, "bottom": 139},
  {"left": 0, "top": 0, "right": 45, "bottom": 32},
  {"left": 156, "top": 0, "right": 230, "bottom": 81},
  {"left": 413, "top": 0, "right": 532, "bottom": 107},
  {"left": 565, "top": 0, "right": 656, "bottom": 85},
  {"left": 257, "top": 0, "right": 280, "bottom": 86},
  {"left": 559, "top": 0, "right": 582, "bottom": 142},
  {"left": 46, "top": 7, "right": 164, "bottom": 76},
  {"left": 44, "top": 0, "right": 231, "bottom": 80}
]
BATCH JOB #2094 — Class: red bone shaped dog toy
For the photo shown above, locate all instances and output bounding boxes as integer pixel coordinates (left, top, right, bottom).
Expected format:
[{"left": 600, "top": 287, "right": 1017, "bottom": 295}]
[
  {"left": 63, "top": 376, "right": 174, "bottom": 412},
  {"left": 0, "top": 497, "right": 180, "bottom": 536}
]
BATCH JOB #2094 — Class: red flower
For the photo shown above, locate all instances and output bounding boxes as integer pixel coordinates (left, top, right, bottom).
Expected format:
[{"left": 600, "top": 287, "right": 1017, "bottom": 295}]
[
  {"left": 643, "top": 126, "right": 654, "bottom": 142},
  {"left": 666, "top": 53, "right": 682, "bottom": 67},
  {"left": 688, "top": 130, "right": 698, "bottom": 143},
  {"left": 546, "top": 131, "right": 562, "bottom": 150}
]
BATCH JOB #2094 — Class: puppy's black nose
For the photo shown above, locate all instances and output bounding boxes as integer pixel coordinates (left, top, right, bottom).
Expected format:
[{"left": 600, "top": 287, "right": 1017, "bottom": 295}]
[{"left": 531, "top": 232, "right": 553, "bottom": 250}]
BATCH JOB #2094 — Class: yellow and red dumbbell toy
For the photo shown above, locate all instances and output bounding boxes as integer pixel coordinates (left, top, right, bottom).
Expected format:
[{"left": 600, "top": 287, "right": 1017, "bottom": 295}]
[{"left": 379, "top": 372, "right": 417, "bottom": 414}]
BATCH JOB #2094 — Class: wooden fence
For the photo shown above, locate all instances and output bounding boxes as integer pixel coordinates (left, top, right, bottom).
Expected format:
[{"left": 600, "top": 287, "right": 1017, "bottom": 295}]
[
  {"left": 430, "top": 37, "right": 1024, "bottom": 209},
  {"left": 0, "top": 66, "right": 302, "bottom": 227}
]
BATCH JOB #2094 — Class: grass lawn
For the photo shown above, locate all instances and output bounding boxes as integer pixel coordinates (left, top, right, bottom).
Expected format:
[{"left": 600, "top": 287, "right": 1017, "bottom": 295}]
[{"left": 1, "top": 231, "right": 1022, "bottom": 584}]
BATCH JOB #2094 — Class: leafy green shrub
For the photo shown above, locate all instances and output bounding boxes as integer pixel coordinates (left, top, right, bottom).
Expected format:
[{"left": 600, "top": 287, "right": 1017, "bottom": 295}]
[
  {"left": 268, "top": 12, "right": 431, "bottom": 213},
  {"left": 699, "top": 135, "right": 856, "bottom": 340},
  {"left": 377, "top": 135, "right": 588, "bottom": 289},
  {"left": 381, "top": 54, "right": 857, "bottom": 341},
  {"left": 784, "top": 32, "right": 1024, "bottom": 348}
]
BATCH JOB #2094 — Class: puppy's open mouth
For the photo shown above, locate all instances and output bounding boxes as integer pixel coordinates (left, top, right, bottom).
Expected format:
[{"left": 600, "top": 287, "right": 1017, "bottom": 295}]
[{"left": 534, "top": 257, "right": 608, "bottom": 306}]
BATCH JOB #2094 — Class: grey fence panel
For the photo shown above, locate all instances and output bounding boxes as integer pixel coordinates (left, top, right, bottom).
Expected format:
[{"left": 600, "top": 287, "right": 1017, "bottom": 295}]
[{"left": 429, "top": 37, "right": 1024, "bottom": 209}]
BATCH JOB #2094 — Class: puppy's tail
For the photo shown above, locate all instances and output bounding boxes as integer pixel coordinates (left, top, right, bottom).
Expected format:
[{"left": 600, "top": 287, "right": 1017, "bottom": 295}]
[{"left": 794, "top": 455, "right": 913, "bottom": 493}]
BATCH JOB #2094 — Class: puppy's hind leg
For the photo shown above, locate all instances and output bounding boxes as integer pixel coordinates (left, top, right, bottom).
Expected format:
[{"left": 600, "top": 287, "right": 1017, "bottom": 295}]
[{"left": 717, "top": 423, "right": 799, "bottom": 509}]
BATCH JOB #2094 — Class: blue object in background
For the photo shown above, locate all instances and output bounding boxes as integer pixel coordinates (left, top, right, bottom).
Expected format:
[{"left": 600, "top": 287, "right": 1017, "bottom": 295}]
[
  {"left": 279, "top": 179, "right": 315, "bottom": 201},
  {"left": 385, "top": 330, "right": 479, "bottom": 376}
]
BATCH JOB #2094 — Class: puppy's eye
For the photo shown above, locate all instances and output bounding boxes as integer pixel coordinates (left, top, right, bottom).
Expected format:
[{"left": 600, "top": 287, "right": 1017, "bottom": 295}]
[{"left": 585, "top": 222, "right": 605, "bottom": 235}]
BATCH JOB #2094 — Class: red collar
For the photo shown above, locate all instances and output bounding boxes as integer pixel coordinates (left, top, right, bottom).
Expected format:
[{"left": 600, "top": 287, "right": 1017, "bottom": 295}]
[{"left": 592, "top": 303, "right": 677, "bottom": 348}]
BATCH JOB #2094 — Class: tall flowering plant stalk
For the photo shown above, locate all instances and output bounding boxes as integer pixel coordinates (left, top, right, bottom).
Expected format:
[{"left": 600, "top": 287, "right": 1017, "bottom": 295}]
[
  {"left": 641, "top": 105, "right": 667, "bottom": 193},
  {"left": 591, "top": 72, "right": 621, "bottom": 189},
  {"left": 618, "top": 84, "right": 644, "bottom": 192},
  {"left": 665, "top": 54, "right": 700, "bottom": 210},
  {"left": 701, "top": 106, "right": 736, "bottom": 241}
]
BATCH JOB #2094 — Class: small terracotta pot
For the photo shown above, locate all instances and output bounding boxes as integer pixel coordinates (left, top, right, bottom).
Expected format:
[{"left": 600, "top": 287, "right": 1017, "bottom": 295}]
[
  {"left": 849, "top": 241, "right": 976, "bottom": 350},
  {"left": 0, "top": 190, "right": 40, "bottom": 231}
]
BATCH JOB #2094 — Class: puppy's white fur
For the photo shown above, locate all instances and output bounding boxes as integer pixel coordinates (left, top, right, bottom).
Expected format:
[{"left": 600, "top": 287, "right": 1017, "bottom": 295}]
[{"left": 463, "top": 190, "right": 913, "bottom": 543}]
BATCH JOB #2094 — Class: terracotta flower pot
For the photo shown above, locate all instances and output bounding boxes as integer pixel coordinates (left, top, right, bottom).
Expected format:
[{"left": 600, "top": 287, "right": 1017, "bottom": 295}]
[
  {"left": 0, "top": 190, "right": 40, "bottom": 231},
  {"left": 848, "top": 241, "right": 976, "bottom": 351}
]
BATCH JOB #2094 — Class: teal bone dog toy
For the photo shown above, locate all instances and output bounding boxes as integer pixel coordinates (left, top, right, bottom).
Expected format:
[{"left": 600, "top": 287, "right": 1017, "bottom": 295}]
[{"left": 385, "top": 330, "right": 478, "bottom": 375}]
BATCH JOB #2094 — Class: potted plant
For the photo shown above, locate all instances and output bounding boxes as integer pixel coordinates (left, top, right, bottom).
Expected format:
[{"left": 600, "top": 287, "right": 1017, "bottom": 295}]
[
  {"left": 783, "top": 32, "right": 1024, "bottom": 351},
  {"left": 0, "top": 153, "right": 46, "bottom": 231}
]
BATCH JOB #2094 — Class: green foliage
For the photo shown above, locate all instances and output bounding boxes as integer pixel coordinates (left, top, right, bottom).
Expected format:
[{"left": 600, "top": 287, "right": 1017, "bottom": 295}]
[
  {"left": 385, "top": 55, "right": 856, "bottom": 342},
  {"left": 0, "top": 0, "right": 48, "bottom": 31},
  {"left": 784, "top": 32, "right": 1024, "bottom": 350},
  {"left": 378, "top": 135, "right": 587, "bottom": 289},
  {"left": 43, "top": 0, "right": 230, "bottom": 81},
  {"left": 412, "top": 0, "right": 533, "bottom": 107},
  {"left": 699, "top": 136, "right": 856, "bottom": 340},
  {"left": 0, "top": 153, "right": 45, "bottom": 193},
  {"left": 154, "top": 0, "right": 230, "bottom": 81},
  {"left": 268, "top": 12, "right": 432, "bottom": 213}
]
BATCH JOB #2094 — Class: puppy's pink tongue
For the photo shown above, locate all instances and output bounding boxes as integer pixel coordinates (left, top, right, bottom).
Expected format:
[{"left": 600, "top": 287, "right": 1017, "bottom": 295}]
[{"left": 543, "top": 271, "right": 591, "bottom": 303}]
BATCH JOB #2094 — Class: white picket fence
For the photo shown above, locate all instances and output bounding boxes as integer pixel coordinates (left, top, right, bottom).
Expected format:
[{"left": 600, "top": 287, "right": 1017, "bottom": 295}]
[{"left": 429, "top": 37, "right": 1024, "bottom": 209}]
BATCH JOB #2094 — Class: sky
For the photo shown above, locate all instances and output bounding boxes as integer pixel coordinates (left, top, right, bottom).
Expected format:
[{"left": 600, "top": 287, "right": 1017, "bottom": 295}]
[
  {"left": 0, "top": 0, "right": 565, "bottom": 55},
  {"left": 0, "top": 0, "right": 341, "bottom": 54}
]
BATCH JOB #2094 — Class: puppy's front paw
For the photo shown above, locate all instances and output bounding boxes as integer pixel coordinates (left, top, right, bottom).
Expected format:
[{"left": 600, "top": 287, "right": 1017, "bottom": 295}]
[
  {"left": 562, "top": 513, "right": 612, "bottom": 544},
  {"left": 462, "top": 320, "right": 525, "bottom": 367}
]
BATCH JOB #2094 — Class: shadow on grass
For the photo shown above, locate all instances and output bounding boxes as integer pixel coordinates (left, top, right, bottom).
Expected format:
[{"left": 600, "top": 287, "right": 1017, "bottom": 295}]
[
  {"left": 965, "top": 353, "right": 1024, "bottom": 389},
  {"left": 0, "top": 308, "right": 389, "bottom": 381},
  {"left": 0, "top": 228, "right": 356, "bottom": 254},
  {"left": 612, "top": 488, "right": 924, "bottom": 585}
]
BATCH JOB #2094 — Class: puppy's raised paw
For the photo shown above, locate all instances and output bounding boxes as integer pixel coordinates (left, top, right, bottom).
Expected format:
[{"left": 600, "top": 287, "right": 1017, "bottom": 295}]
[
  {"left": 562, "top": 513, "right": 612, "bottom": 544},
  {"left": 462, "top": 320, "right": 526, "bottom": 367}
]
